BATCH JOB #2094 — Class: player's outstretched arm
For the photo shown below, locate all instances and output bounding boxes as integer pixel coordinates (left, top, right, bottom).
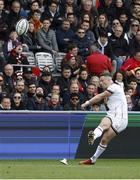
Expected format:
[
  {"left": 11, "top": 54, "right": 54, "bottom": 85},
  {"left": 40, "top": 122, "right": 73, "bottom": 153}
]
[{"left": 81, "top": 91, "right": 111, "bottom": 109}]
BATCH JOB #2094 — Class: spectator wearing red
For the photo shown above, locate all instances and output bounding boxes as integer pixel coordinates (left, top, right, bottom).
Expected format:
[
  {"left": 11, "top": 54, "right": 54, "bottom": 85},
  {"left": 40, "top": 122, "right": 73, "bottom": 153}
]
[
  {"left": 86, "top": 45, "right": 113, "bottom": 76},
  {"left": 120, "top": 48, "right": 140, "bottom": 76}
]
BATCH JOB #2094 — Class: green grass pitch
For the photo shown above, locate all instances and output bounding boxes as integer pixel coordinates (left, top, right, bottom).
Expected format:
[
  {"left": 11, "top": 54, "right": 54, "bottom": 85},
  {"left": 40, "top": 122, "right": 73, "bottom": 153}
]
[{"left": 0, "top": 159, "right": 140, "bottom": 179}]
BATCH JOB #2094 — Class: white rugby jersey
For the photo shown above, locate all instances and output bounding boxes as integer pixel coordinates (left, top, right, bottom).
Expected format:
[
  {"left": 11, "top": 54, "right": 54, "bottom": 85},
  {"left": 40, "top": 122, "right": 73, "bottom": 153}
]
[{"left": 106, "top": 83, "right": 128, "bottom": 117}]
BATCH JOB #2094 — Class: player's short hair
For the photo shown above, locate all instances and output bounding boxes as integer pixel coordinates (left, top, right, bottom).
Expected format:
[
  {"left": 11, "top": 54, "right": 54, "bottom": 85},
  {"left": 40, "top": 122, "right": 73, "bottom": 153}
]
[{"left": 99, "top": 72, "right": 112, "bottom": 78}]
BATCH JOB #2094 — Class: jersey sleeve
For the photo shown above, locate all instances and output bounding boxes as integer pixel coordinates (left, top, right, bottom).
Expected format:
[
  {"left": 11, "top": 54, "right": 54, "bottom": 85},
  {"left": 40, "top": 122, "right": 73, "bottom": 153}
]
[{"left": 107, "top": 84, "right": 116, "bottom": 94}]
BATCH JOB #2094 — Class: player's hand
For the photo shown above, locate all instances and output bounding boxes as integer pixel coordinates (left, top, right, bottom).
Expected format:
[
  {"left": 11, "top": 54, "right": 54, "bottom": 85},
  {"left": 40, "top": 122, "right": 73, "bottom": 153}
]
[{"left": 81, "top": 101, "right": 89, "bottom": 109}]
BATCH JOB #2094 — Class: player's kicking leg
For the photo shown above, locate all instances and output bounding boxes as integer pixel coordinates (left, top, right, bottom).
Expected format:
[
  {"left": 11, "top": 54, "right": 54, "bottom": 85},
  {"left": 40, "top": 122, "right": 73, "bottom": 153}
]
[
  {"left": 88, "top": 117, "right": 111, "bottom": 145},
  {"left": 79, "top": 126, "right": 117, "bottom": 165}
]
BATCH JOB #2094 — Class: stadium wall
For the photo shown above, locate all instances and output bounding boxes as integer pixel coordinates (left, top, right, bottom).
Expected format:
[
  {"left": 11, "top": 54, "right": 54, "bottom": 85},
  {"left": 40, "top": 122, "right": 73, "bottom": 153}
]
[{"left": 0, "top": 111, "right": 139, "bottom": 159}]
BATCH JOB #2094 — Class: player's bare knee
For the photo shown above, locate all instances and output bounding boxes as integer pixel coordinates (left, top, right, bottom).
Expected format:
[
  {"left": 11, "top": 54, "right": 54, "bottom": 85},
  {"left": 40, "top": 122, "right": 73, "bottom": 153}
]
[
  {"left": 100, "top": 137, "right": 109, "bottom": 146},
  {"left": 100, "top": 122, "right": 110, "bottom": 131}
]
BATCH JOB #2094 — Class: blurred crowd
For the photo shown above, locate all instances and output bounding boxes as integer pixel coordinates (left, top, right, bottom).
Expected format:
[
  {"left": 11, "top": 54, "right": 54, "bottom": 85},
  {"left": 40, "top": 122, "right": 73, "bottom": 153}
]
[{"left": 0, "top": 0, "right": 140, "bottom": 111}]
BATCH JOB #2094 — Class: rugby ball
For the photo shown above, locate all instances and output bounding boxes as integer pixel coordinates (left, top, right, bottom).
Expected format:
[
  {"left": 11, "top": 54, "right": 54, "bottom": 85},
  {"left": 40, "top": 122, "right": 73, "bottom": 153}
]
[{"left": 16, "top": 18, "right": 29, "bottom": 36}]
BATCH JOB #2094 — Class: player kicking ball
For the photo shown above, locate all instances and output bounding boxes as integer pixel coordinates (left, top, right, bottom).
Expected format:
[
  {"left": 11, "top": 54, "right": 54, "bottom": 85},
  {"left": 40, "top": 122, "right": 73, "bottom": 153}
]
[{"left": 79, "top": 74, "right": 128, "bottom": 165}]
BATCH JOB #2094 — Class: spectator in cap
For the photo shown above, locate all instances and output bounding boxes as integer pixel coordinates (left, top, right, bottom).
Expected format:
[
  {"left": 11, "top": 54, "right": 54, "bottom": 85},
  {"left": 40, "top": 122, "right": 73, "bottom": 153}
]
[
  {"left": 38, "top": 71, "right": 54, "bottom": 97},
  {"left": 64, "top": 42, "right": 84, "bottom": 65},
  {"left": 23, "top": 67, "right": 38, "bottom": 88}
]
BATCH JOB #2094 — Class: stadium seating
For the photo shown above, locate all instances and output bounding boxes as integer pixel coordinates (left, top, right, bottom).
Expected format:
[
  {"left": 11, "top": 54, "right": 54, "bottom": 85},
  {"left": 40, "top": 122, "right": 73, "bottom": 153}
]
[{"left": 35, "top": 52, "right": 55, "bottom": 72}]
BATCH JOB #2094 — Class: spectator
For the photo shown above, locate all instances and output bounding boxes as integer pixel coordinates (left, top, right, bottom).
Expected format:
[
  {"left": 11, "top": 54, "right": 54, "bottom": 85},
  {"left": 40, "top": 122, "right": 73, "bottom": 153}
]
[
  {"left": 72, "top": 27, "right": 91, "bottom": 59},
  {"left": 119, "top": 11, "right": 130, "bottom": 33},
  {"left": 77, "top": 0, "right": 98, "bottom": 20},
  {"left": 80, "top": 20, "right": 96, "bottom": 45},
  {"left": 62, "top": 82, "right": 85, "bottom": 105},
  {"left": 131, "top": 2, "right": 140, "bottom": 20},
  {"left": 23, "top": 67, "right": 38, "bottom": 87},
  {"left": 67, "top": 12, "right": 78, "bottom": 32},
  {"left": 6, "top": 0, "right": 23, "bottom": 31},
  {"left": 89, "top": 75, "right": 101, "bottom": 94},
  {"left": 78, "top": 68, "right": 89, "bottom": 93},
  {"left": 14, "top": 71, "right": 24, "bottom": 82},
  {"left": 84, "top": 83, "right": 97, "bottom": 110},
  {"left": 27, "top": 82, "right": 37, "bottom": 99},
  {"left": 125, "top": 85, "right": 135, "bottom": 97},
  {"left": 96, "top": 31, "right": 114, "bottom": 59},
  {"left": 0, "top": 74, "right": 7, "bottom": 101},
  {"left": 29, "top": 9, "right": 43, "bottom": 32},
  {"left": 110, "top": 19, "right": 122, "bottom": 35},
  {"left": 3, "top": 64, "right": 15, "bottom": 94},
  {"left": 61, "top": 53, "right": 80, "bottom": 77},
  {"left": 41, "top": 1, "right": 62, "bottom": 30},
  {"left": 86, "top": 45, "right": 113, "bottom": 76},
  {"left": 129, "top": 30, "right": 140, "bottom": 56},
  {"left": 12, "top": 80, "right": 27, "bottom": 103},
  {"left": 0, "top": 96, "right": 11, "bottom": 110},
  {"left": 0, "top": 0, "right": 8, "bottom": 41},
  {"left": 128, "top": 77, "right": 138, "bottom": 96},
  {"left": 22, "top": 21, "right": 41, "bottom": 54},
  {"left": 62, "top": 43, "right": 84, "bottom": 66},
  {"left": 109, "top": 25, "right": 129, "bottom": 70},
  {"left": 64, "top": 92, "right": 81, "bottom": 110},
  {"left": 46, "top": 93, "right": 63, "bottom": 110},
  {"left": 26, "top": 86, "right": 47, "bottom": 110},
  {"left": 61, "top": 0, "right": 78, "bottom": 18},
  {"left": 78, "top": 12, "right": 95, "bottom": 32},
  {"left": 91, "top": 103, "right": 101, "bottom": 111},
  {"left": 125, "top": 94, "right": 133, "bottom": 111},
  {"left": 37, "top": 18, "right": 58, "bottom": 55},
  {"left": 56, "top": 19, "right": 74, "bottom": 52},
  {"left": 46, "top": 84, "right": 62, "bottom": 102},
  {"left": 7, "top": 42, "right": 29, "bottom": 71},
  {"left": 3, "top": 30, "right": 20, "bottom": 58},
  {"left": 120, "top": 48, "right": 140, "bottom": 77},
  {"left": 113, "top": 0, "right": 130, "bottom": 19},
  {"left": 113, "top": 70, "right": 126, "bottom": 88},
  {"left": 57, "top": 65, "right": 71, "bottom": 96},
  {"left": 28, "top": 0, "right": 41, "bottom": 19},
  {"left": 126, "top": 19, "right": 140, "bottom": 43},
  {"left": 134, "top": 68, "right": 140, "bottom": 96},
  {"left": 39, "top": 71, "right": 54, "bottom": 97},
  {"left": 95, "top": 13, "right": 111, "bottom": 39},
  {"left": 98, "top": 0, "right": 115, "bottom": 22},
  {"left": 11, "top": 92, "right": 26, "bottom": 110}
]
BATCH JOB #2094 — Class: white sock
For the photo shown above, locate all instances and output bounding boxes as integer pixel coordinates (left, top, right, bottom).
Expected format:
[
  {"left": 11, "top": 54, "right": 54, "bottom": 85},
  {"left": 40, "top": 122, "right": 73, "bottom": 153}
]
[
  {"left": 93, "top": 126, "right": 103, "bottom": 140},
  {"left": 91, "top": 143, "right": 107, "bottom": 163}
]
